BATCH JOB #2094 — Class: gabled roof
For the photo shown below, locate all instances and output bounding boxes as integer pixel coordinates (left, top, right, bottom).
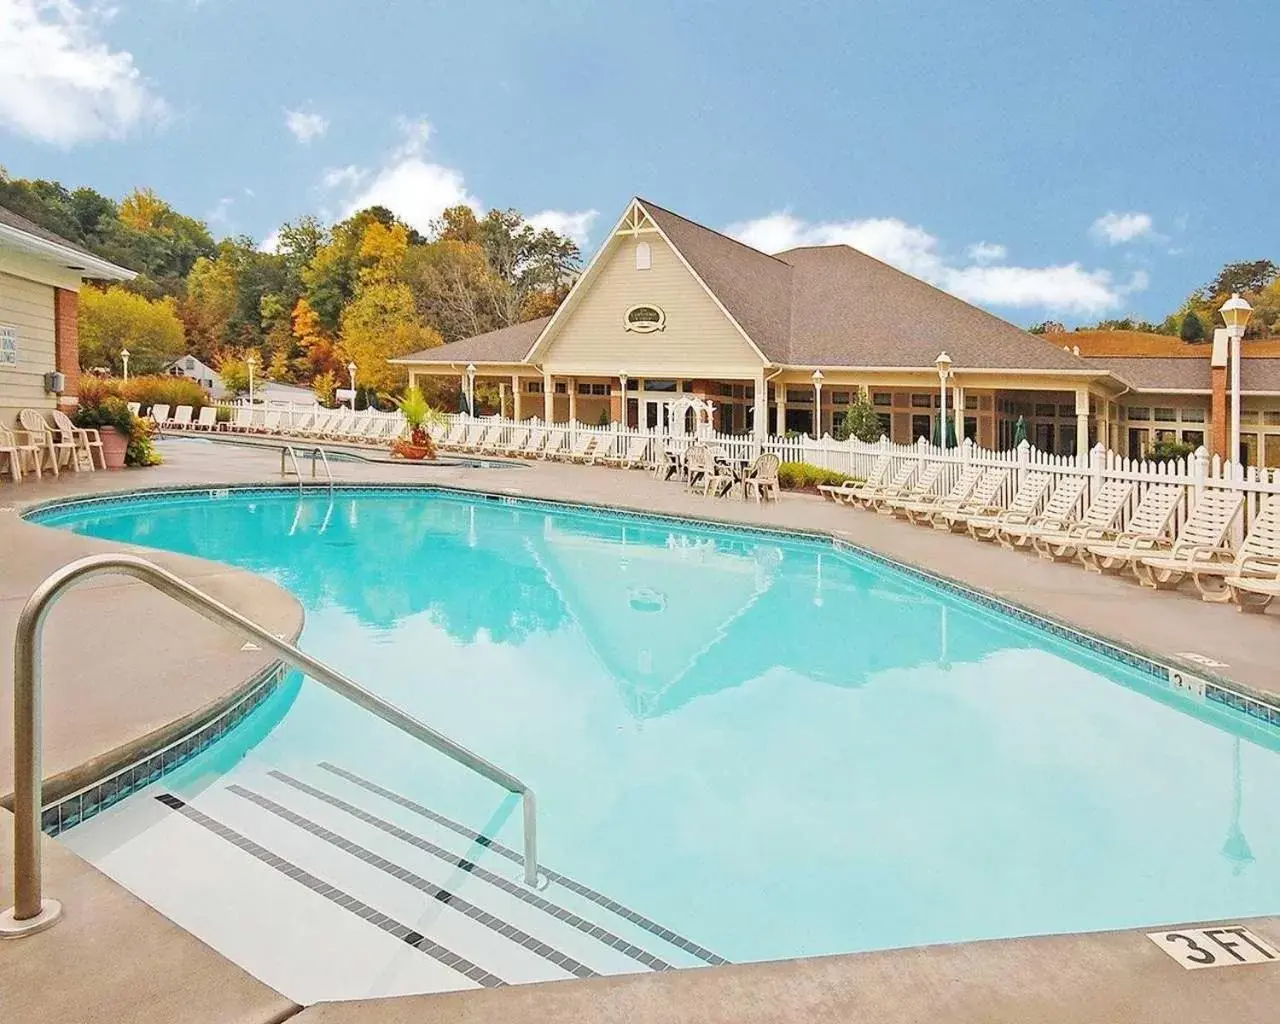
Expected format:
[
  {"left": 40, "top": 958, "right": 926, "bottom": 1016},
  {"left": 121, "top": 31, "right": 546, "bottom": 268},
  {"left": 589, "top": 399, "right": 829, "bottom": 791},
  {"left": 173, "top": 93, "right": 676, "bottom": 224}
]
[
  {"left": 0, "top": 203, "right": 135, "bottom": 281},
  {"left": 1086, "top": 355, "right": 1280, "bottom": 395},
  {"left": 392, "top": 316, "right": 550, "bottom": 365}
]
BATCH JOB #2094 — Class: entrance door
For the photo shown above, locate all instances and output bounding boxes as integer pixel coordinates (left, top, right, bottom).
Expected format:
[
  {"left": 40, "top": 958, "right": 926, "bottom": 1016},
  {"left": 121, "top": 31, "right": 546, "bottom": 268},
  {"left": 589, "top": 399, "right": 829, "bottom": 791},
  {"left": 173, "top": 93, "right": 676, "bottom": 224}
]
[{"left": 644, "top": 399, "right": 671, "bottom": 431}]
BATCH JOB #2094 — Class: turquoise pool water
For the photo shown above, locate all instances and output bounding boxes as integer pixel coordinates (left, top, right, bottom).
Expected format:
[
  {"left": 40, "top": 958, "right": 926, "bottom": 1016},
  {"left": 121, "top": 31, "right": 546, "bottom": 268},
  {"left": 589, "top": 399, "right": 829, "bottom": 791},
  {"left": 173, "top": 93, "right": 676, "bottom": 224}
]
[{"left": 32, "top": 488, "right": 1280, "bottom": 962}]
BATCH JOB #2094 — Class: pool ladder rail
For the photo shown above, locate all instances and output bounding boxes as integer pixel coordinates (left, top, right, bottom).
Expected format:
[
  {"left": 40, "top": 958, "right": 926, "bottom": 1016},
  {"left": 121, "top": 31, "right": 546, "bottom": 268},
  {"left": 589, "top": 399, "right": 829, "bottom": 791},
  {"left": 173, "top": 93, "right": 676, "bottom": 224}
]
[
  {"left": 0, "top": 553, "right": 540, "bottom": 938},
  {"left": 280, "top": 444, "right": 334, "bottom": 493}
]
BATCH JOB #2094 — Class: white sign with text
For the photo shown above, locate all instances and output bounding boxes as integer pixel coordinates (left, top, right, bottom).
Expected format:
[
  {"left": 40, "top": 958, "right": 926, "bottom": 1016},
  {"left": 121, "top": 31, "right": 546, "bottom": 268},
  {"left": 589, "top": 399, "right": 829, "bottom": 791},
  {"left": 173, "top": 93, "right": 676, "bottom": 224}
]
[{"left": 1148, "top": 926, "right": 1280, "bottom": 969}]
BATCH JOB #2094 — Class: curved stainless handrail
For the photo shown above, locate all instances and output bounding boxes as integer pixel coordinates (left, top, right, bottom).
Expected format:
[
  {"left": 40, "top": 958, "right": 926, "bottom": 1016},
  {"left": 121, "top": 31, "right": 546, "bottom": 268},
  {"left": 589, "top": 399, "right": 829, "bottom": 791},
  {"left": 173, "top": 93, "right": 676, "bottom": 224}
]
[{"left": 1, "top": 553, "right": 539, "bottom": 937}]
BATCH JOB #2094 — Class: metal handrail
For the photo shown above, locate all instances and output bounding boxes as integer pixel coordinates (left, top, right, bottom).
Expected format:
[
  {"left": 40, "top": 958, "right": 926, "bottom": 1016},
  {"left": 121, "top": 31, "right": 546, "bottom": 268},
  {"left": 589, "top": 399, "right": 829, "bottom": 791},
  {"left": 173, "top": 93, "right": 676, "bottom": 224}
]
[
  {"left": 1, "top": 553, "right": 539, "bottom": 938},
  {"left": 280, "top": 444, "right": 303, "bottom": 492},
  {"left": 311, "top": 447, "right": 334, "bottom": 493}
]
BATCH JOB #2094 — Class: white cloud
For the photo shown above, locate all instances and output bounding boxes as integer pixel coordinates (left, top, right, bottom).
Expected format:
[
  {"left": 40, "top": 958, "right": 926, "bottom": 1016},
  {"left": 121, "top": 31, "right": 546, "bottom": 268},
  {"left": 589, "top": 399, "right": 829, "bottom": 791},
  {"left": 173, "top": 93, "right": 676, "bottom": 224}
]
[
  {"left": 285, "top": 108, "right": 328, "bottom": 143},
  {"left": 526, "top": 209, "right": 598, "bottom": 249},
  {"left": 1091, "top": 211, "right": 1153, "bottom": 245},
  {"left": 967, "top": 241, "right": 1007, "bottom": 264},
  {"left": 258, "top": 228, "right": 281, "bottom": 254},
  {"left": 206, "top": 196, "right": 233, "bottom": 225},
  {"left": 727, "top": 211, "right": 1148, "bottom": 316},
  {"left": 325, "top": 117, "right": 481, "bottom": 234},
  {"left": 0, "top": 0, "right": 168, "bottom": 145}
]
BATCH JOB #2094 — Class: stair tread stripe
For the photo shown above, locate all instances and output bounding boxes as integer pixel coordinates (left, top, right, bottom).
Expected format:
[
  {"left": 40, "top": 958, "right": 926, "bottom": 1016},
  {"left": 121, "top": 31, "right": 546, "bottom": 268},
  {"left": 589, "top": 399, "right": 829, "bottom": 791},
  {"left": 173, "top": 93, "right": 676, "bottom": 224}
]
[
  {"left": 225, "top": 785, "right": 600, "bottom": 980},
  {"left": 268, "top": 769, "right": 673, "bottom": 972},
  {"left": 317, "top": 761, "right": 728, "bottom": 966},
  {"left": 152, "top": 793, "right": 504, "bottom": 988}
]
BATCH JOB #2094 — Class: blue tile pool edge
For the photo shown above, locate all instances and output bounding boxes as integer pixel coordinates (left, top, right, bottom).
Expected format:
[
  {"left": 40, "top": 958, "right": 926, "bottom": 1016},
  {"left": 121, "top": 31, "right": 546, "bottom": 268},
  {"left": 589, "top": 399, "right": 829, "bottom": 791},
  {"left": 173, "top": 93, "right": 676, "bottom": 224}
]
[{"left": 19, "top": 480, "right": 1280, "bottom": 834}]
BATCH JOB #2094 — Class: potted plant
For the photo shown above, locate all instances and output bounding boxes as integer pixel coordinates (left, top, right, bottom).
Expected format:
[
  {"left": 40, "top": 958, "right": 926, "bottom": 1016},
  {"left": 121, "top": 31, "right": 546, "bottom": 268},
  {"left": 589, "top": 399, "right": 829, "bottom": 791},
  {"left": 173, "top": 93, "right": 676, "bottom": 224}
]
[
  {"left": 390, "top": 386, "right": 440, "bottom": 460},
  {"left": 74, "top": 394, "right": 160, "bottom": 469}
]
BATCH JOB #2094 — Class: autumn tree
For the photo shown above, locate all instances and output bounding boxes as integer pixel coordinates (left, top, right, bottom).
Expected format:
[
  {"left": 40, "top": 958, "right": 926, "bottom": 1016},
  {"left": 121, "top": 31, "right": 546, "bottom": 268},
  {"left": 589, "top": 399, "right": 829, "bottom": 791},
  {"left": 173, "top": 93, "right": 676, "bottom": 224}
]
[
  {"left": 78, "top": 285, "right": 185, "bottom": 373},
  {"left": 1180, "top": 310, "right": 1206, "bottom": 342}
]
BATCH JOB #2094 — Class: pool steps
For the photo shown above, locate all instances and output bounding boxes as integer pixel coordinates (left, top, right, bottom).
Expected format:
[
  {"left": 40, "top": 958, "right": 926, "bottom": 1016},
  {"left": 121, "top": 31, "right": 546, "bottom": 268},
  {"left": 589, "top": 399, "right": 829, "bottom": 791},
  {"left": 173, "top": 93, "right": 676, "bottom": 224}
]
[{"left": 62, "top": 760, "right": 721, "bottom": 1002}]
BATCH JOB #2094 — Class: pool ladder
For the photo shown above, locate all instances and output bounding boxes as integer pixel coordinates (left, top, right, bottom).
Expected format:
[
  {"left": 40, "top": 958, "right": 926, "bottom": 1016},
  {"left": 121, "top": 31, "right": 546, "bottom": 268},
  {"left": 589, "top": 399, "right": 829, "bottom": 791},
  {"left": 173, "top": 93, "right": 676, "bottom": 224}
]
[
  {"left": 280, "top": 444, "right": 334, "bottom": 493},
  {"left": 1, "top": 553, "right": 540, "bottom": 938}
]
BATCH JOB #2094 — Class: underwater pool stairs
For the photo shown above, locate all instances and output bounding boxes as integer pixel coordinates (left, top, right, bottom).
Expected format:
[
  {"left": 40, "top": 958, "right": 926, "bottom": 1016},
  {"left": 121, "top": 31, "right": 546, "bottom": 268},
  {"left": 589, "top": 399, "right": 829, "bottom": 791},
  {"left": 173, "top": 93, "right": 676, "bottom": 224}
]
[{"left": 72, "top": 755, "right": 723, "bottom": 1001}]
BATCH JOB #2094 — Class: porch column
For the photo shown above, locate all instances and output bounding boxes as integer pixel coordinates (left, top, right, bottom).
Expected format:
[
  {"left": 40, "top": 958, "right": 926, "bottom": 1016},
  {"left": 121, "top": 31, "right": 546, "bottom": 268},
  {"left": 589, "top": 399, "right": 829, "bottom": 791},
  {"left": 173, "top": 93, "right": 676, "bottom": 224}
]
[
  {"left": 776, "top": 384, "right": 787, "bottom": 436},
  {"left": 615, "top": 374, "right": 628, "bottom": 428},
  {"left": 512, "top": 374, "right": 522, "bottom": 421},
  {"left": 543, "top": 372, "right": 553, "bottom": 422},
  {"left": 1075, "top": 387, "right": 1090, "bottom": 458},
  {"left": 753, "top": 372, "right": 767, "bottom": 442},
  {"left": 408, "top": 370, "right": 418, "bottom": 392},
  {"left": 460, "top": 372, "right": 468, "bottom": 414},
  {"left": 568, "top": 376, "right": 578, "bottom": 424},
  {"left": 953, "top": 384, "right": 965, "bottom": 445}
]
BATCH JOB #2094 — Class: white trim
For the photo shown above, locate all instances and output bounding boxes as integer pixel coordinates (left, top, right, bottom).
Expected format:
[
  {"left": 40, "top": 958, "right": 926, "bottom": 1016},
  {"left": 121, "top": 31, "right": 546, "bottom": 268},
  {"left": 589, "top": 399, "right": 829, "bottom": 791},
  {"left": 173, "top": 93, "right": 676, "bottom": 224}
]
[{"left": 0, "top": 223, "right": 134, "bottom": 281}]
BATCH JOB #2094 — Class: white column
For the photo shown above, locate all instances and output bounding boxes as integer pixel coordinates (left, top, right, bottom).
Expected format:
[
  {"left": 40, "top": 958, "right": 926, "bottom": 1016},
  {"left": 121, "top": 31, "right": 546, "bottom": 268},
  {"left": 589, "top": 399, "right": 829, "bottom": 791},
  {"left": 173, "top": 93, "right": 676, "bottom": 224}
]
[
  {"left": 953, "top": 384, "right": 964, "bottom": 445},
  {"left": 813, "top": 381, "right": 823, "bottom": 435},
  {"left": 938, "top": 374, "right": 947, "bottom": 448},
  {"left": 543, "top": 372, "right": 553, "bottom": 422},
  {"left": 753, "top": 373, "right": 767, "bottom": 443},
  {"left": 1231, "top": 333, "right": 1242, "bottom": 467},
  {"left": 568, "top": 376, "right": 578, "bottom": 425},
  {"left": 776, "top": 384, "right": 787, "bottom": 436},
  {"left": 1075, "top": 387, "right": 1090, "bottom": 459},
  {"left": 512, "top": 374, "right": 522, "bottom": 421}
]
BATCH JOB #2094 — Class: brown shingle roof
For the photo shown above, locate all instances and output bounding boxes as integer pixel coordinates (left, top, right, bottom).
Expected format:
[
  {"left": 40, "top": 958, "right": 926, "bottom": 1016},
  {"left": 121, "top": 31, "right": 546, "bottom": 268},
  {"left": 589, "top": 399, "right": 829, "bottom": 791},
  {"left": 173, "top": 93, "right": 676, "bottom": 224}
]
[
  {"left": 778, "top": 245, "right": 1091, "bottom": 370},
  {"left": 638, "top": 199, "right": 793, "bottom": 360},
  {"left": 1069, "top": 329, "right": 1280, "bottom": 359},
  {"left": 1090, "top": 355, "right": 1280, "bottom": 394},
  {"left": 392, "top": 316, "right": 550, "bottom": 365}
]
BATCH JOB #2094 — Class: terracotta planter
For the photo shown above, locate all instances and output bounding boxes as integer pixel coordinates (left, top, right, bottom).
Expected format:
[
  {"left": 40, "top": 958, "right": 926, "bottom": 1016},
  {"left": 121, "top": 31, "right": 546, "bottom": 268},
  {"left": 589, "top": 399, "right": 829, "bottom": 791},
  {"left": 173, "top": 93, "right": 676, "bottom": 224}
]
[
  {"left": 391, "top": 439, "right": 435, "bottom": 461},
  {"left": 99, "top": 425, "right": 129, "bottom": 469}
]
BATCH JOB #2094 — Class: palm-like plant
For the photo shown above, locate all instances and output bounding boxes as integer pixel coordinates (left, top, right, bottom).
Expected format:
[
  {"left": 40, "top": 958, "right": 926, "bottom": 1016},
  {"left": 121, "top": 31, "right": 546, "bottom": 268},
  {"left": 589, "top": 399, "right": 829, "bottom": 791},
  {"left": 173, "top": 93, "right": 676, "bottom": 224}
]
[{"left": 391, "top": 386, "right": 442, "bottom": 459}]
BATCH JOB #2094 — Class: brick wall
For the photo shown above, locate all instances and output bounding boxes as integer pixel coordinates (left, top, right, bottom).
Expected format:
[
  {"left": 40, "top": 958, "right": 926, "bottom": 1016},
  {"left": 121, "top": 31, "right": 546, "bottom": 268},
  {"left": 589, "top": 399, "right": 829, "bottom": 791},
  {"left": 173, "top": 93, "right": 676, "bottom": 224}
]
[
  {"left": 53, "top": 286, "right": 79, "bottom": 407},
  {"left": 1210, "top": 364, "right": 1227, "bottom": 460}
]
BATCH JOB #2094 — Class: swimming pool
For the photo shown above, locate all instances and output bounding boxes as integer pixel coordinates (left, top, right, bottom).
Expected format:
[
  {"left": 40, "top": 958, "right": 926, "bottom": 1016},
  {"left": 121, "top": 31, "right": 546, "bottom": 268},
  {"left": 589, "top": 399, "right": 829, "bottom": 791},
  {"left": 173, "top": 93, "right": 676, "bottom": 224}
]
[{"left": 29, "top": 487, "right": 1280, "bottom": 1000}]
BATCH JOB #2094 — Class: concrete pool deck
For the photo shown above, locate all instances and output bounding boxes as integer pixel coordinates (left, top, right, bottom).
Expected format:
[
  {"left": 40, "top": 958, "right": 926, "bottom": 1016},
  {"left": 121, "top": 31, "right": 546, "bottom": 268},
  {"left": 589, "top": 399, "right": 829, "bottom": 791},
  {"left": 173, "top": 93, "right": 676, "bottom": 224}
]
[{"left": 1, "top": 434, "right": 1279, "bottom": 1023}]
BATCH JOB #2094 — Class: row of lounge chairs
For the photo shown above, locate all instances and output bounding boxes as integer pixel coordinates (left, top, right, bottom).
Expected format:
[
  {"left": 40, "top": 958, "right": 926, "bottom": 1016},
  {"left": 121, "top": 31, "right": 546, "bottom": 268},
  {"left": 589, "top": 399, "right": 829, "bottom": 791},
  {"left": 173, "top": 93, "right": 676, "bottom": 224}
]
[
  {"left": 433, "top": 423, "right": 651, "bottom": 465},
  {"left": 149, "top": 404, "right": 404, "bottom": 445},
  {"left": 1, "top": 408, "right": 106, "bottom": 481},
  {"left": 819, "top": 453, "right": 1280, "bottom": 612}
]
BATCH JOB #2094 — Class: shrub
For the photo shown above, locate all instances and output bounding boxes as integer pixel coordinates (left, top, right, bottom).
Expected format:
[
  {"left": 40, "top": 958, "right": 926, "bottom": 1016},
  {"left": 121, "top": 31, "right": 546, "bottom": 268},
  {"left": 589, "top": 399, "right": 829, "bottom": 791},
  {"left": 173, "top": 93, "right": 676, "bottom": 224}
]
[
  {"left": 1150, "top": 440, "right": 1197, "bottom": 463},
  {"left": 835, "top": 397, "right": 885, "bottom": 443},
  {"left": 1180, "top": 311, "right": 1206, "bottom": 342},
  {"left": 79, "top": 374, "right": 210, "bottom": 414},
  {"left": 777, "top": 462, "right": 858, "bottom": 491},
  {"left": 73, "top": 393, "right": 161, "bottom": 466}
]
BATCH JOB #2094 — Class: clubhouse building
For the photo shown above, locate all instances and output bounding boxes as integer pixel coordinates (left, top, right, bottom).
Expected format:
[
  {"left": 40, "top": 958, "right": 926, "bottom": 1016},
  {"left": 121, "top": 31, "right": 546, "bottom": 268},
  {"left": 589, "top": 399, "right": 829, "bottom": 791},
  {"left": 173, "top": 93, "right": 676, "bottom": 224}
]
[{"left": 394, "top": 199, "right": 1280, "bottom": 467}]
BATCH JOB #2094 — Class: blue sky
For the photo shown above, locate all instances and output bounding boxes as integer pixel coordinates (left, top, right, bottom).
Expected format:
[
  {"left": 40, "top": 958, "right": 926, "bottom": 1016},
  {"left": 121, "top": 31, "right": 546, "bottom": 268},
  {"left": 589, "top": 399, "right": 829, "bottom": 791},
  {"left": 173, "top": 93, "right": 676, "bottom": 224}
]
[{"left": 2, "top": 0, "right": 1277, "bottom": 325}]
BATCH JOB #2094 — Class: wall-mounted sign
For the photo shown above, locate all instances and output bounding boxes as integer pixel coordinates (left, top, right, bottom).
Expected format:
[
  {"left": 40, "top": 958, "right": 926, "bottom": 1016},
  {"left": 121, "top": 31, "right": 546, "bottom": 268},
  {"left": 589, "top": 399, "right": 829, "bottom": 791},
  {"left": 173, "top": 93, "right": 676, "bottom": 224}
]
[
  {"left": 0, "top": 324, "right": 17, "bottom": 367},
  {"left": 1148, "top": 926, "right": 1280, "bottom": 969},
  {"left": 624, "top": 304, "right": 666, "bottom": 334}
]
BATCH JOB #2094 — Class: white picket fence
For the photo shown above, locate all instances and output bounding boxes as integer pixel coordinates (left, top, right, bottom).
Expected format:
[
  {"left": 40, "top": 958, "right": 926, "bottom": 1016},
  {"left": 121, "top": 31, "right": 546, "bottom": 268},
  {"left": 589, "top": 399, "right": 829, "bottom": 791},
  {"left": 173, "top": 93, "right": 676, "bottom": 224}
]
[{"left": 436, "top": 412, "right": 1280, "bottom": 544}]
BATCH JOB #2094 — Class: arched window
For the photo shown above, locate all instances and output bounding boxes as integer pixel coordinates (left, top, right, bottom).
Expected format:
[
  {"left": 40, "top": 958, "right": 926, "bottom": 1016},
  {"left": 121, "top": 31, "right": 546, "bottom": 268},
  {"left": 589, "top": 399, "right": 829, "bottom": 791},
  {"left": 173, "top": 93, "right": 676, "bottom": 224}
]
[
  {"left": 624, "top": 304, "right": 666, "bottom": 333},
  {"left": 635, "top": 242, "right": 651, "bottom": 270}
]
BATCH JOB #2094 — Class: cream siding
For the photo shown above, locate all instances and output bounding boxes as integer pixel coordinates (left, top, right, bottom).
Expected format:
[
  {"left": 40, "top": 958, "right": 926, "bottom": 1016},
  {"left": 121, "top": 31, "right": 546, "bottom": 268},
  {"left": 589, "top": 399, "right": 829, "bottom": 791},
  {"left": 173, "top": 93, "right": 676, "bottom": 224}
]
[
  {"left": 539, "top": 233, "right": 765, "bottom": 377},
  {"left": 0, "top": 270, "right": 57, "bottom": 425}
]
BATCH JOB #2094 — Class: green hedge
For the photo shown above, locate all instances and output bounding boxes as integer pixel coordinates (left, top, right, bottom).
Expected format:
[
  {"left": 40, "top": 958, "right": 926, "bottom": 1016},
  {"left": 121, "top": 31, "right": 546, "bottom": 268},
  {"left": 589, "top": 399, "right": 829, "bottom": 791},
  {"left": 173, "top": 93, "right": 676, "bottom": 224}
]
[{"left": 777, "top": 462, "right": 859, "bottom": 490}]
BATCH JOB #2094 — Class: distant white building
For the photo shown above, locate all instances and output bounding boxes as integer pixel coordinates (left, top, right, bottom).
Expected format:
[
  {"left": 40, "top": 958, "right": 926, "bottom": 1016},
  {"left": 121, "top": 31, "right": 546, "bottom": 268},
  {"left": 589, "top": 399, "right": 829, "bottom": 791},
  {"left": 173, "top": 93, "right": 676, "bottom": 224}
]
[
  {"left": 243, "top": 380, "right": 319, "bottom": 406},
  {"left": 163, "top": 354, "right": 224, "bottom": 396}
]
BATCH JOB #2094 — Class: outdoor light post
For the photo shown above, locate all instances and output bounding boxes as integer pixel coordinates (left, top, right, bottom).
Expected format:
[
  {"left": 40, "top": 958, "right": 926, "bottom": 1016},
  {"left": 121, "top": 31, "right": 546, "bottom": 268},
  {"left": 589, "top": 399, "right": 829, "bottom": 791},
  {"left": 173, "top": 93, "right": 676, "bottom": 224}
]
[
  {"left": 120, "top": 347, "right": 130, "bottom": 382},
  {"left": 618, "top": 372, "right": 628, "bottom": 432},
  {"left": 347, "top": 361, "right": 357, "bottom": 411},
  {"left": 1220, "top": 292, "right": 1253, "bottom": 468},
  {"left": 465, "top": 363, "right": 477, "bottom": 418},
  {"left": 935, "top": 351, "right": 953, "bottom": 448},
  {"left": 811, "top": 369, "right": 824, "bottom": 436},
  {"left": 246, "top": 351, "right": 257, "bottom": 407}
]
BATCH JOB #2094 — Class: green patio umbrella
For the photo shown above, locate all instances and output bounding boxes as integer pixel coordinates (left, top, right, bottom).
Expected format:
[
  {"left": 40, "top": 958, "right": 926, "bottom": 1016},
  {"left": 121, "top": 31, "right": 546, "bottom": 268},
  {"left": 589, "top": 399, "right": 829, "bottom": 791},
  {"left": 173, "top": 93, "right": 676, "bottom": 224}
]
[
  {"left": 931, "top": 415, "right": 958, "bottom": 448},
  {"left": 1013, "top": 415, "right": 1028, "bottom": 447}
]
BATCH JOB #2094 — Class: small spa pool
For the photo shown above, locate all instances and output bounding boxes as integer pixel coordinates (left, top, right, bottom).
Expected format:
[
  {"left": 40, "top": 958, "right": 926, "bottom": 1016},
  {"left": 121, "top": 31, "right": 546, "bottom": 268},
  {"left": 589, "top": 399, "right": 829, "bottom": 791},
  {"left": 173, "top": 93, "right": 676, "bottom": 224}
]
[{"left": 27, "top": 487, "right": 1280, "bottom": 1000}]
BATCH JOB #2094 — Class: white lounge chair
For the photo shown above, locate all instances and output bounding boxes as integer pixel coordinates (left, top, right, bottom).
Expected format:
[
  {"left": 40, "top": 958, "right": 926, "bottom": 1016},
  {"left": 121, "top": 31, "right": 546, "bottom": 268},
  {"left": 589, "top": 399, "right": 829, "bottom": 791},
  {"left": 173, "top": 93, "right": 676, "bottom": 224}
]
[
  {"left": 259, "top": 410, "right": 282, "bottom": 435},
  {"left": 219, "top": 407, "right": 254, "bottom": 433},
  {"left": 1032, "top": 479, "right": 1135, "bottom": 561},
  {"left": 169, "top": 405, "right": 194, "bottom": 430},
  {"left": 149, "top": 404, "right": 170, "bottom": 427},
  {"left": 496, "top": 427, "right": 530, "bottom": 455},
  {"left": 126, "top": 401, "right": 141, "bottom": 417},
  {"left": 603, "top": 435, "right": 650, "bottom": 468},
  {"left": 1224, "top": 574, "right": 1280, "bottom": 613},
  {"left": 1134, "top": 490, "right": 1268, "bottom": 597},
  {"left": 1077, "top": 484, "right": 1184, "bottom": 574},
  {"left": 819, "top": 455, "right": 888, "bottom": 502},
  {"left": 1082, "top": 487, "right": 1240, "bottom": 580},
  {"left": 869, "top": 462, "right": 944, "bottom": 515},
  {"left": 964, "top": 472, "right": 1053, "bottom": 541},
  {"left": 437, "top": 422, "right": 468, "bottom": 449},
  {"left": 995, "top": 475, "right": 1088, "bottom": 550},
  {"left": 540, "top": 430, "right": 568, "bottom": 460},
  {"left": 928, "top": 468, "right": 1012, "bottom": 531},
  {"left": 890, "top": 465, "right": 983, "bottom": 523},
  {"left": 192, "top": 406, "right": 218, "bottom": 431},
  {"left": 845, "top": 461, "right": 917, "bottom": 508},
  {"left": 561, "top": 433, "right": 596, "bottom": 463}
]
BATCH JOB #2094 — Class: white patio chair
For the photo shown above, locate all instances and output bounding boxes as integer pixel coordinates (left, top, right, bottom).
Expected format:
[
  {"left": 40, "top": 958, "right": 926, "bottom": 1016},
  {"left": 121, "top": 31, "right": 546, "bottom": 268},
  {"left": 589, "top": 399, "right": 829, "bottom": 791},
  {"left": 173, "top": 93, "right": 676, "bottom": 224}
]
[
  {"left": 51, "top": 408, "right": 105, "bottom": 471},
  {"left": 995, "top": 475, "right": 1088, "bottom": 550},
  {"left": 965, "top": 472, "right": 1053, "bottom": 542},
  {"left": 891, "top": 465, "right": 983, "bottom": 523},
  {"left": 18, "top": 409, "right": 71, "bottom": 476},
  {"left": 844, "top": 461, "right": 917, "bottom": 508},
  {"left": 169, "top": 405, "right": 194, "bottom": 429},
  {"left": 928, "top": 468, "right": 1012, "bottom": 531},
  {"left": 868, "top": 462, "right": 944, "bottom": 514},
  {"left": 0, "top": 424, "right": 40, "bottom": 482},
  {"left": 1135, "top": 490, "right": 1266, "bottom": 596},
  {"left": 743, "top": 452, "right": 781, "bottom": 503},
  {"left": 819, "top": 455, "right": 888, "bottom": 502},
  {"left": 1033, "top": 480, "right": 1134, "bottom": 561},
  {"left": 192, "top": 407, "right": 217, "bottom": 431},
  {"left": 1077, "top": 484, "right": 1188, "bottom": 574},
  {"left": 149, "top": 404, "right": 170, "bottom": 428}
]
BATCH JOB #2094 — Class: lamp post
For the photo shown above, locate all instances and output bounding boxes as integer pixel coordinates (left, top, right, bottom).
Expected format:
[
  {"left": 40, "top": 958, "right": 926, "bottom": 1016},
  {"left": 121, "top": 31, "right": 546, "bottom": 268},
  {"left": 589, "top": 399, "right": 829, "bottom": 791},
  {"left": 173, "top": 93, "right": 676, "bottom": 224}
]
[
  {"left": 935, "top": 351, "right": 953, "bottom": 448},
  {"left": 246, "top": 351, "right": 257, "bottom": 407},
  {"left": 618, "top": 372, "right": 628, "bottom": 433},
  {"left": 120, "top": 347, "right": 130, "bottom": 382},
  {"left": 465, "top": 363, "right": 477, "bottom": 419},
  {"left": 811, "top": 369, "right": 824, "bottom": 437},
  {"left": 347, "top": 361, "right": 357, "bottom": 411},
  {"left": 1220, "top": 292, "right": 1253, "bottom": 468}
]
